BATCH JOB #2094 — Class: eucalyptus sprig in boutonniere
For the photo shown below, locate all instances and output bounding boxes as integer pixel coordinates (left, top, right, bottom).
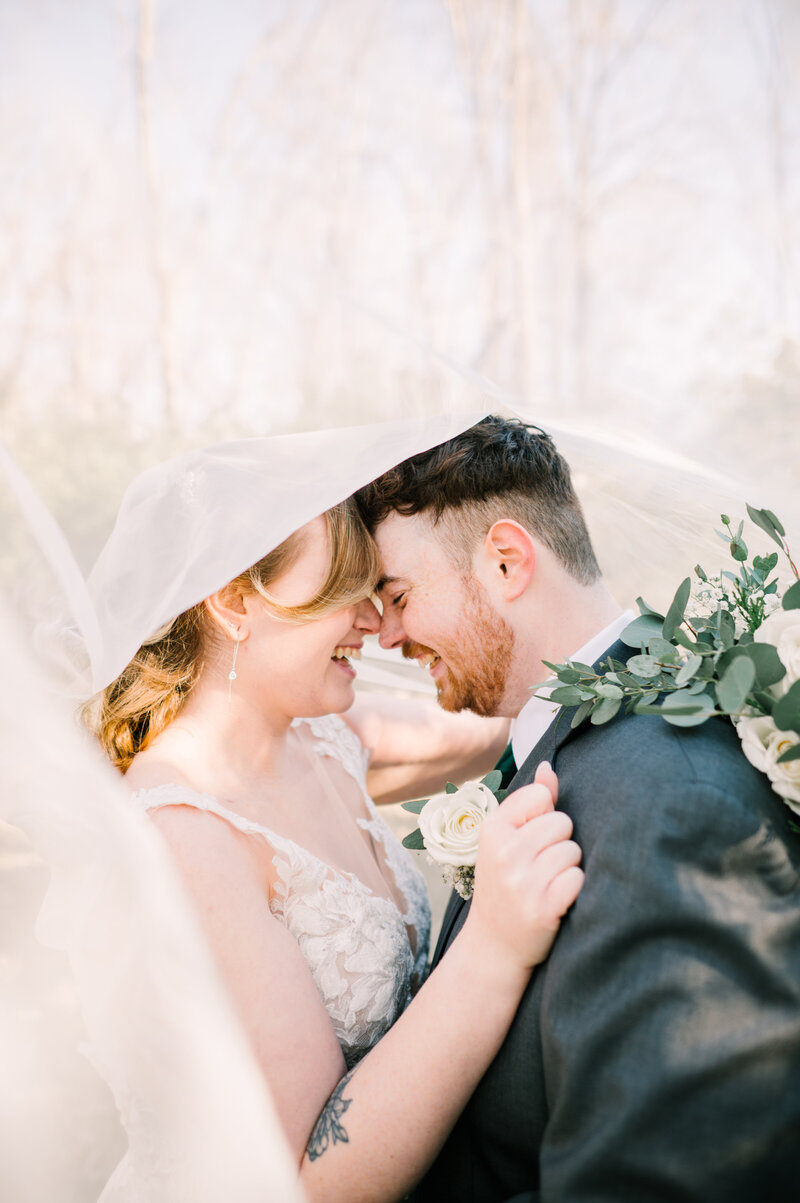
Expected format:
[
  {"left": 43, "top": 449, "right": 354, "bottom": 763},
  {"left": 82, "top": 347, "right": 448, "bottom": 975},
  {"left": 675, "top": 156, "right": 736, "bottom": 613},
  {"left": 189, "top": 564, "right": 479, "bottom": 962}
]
[
  {"left": 401, "top": 771, "right": 508, "bottom": 899},
  {"left": 534, "top": 505, "right": 800, "bottom": 820}
]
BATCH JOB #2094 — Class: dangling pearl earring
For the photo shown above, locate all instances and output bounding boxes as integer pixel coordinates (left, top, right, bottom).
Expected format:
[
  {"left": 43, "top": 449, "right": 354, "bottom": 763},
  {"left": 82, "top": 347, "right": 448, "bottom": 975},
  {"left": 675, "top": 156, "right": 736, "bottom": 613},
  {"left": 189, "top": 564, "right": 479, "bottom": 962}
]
[{"left": 227, "top": 624, "right": 240, "bottom": 702}]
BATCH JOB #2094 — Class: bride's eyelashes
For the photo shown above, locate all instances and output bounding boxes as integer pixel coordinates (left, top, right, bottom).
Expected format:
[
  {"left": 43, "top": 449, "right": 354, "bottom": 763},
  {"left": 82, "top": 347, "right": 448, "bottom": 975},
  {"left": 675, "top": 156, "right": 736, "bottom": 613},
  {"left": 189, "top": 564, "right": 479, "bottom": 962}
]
[{"left": 390, "top": 592, "right": 406, "bottom": 607}]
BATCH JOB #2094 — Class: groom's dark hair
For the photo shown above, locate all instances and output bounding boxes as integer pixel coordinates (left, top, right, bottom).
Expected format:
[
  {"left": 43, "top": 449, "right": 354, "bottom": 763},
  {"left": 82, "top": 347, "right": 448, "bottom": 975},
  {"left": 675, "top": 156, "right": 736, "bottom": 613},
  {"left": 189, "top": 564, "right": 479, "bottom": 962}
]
[{"left": 356, "top": 415, "right": 600, "bottom": 584}]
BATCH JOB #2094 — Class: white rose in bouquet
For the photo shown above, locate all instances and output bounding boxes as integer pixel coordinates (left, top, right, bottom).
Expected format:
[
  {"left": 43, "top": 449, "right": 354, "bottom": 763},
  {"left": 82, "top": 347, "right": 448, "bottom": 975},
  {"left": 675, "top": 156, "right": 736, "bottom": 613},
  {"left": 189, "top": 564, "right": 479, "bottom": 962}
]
[
  {"left": 753, "top": 608, "right": 800, "bottom": 696},
  {"left": 764, "top": 729, "right": 800, "bottom": 813},
  {"left": 737, "top": 714, "right": 776, "bottom": 773},
  {"left": 737, "top": 714, "right": 800, "bottom": 814},
  {"left": 418, "top": 781, "right": 499, "bottom": 867}
]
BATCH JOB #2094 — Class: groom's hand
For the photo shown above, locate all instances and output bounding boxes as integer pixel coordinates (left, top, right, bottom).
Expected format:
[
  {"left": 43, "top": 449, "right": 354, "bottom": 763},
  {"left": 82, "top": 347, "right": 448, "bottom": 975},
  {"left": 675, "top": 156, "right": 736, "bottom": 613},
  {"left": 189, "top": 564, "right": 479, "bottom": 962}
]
[{"left": 468, "top": 773, "right": 583, "bottom": 972}]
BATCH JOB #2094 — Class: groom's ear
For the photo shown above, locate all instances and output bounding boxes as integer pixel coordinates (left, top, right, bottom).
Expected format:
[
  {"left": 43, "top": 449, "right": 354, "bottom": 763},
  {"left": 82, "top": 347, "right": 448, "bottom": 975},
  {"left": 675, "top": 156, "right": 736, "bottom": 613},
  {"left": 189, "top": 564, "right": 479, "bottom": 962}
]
[{"left": 482, "top": 521, "right": 536, "bottom": 601}]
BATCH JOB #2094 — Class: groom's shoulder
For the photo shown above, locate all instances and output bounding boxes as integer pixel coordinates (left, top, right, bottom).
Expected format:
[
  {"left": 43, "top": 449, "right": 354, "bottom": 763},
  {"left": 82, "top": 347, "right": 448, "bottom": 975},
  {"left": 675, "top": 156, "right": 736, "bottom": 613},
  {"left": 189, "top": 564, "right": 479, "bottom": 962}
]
[
  {"left": 556, "top": 707, "right": 800, "bottom": 864},
  {"left": 564, "top": 703, "right": 744, "bottom": 788}
]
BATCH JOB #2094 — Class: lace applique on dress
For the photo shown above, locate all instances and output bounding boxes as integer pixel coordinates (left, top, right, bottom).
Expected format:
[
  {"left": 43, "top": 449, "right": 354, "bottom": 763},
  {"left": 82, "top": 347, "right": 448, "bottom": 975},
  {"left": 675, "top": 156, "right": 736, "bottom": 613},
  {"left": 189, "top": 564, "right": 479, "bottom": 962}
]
[
  {"left": 130, "top": 717, "right": 430, "bottom": 1069},
  {"left": 297, "top": 714, "right": 430, "bottom": 987}
]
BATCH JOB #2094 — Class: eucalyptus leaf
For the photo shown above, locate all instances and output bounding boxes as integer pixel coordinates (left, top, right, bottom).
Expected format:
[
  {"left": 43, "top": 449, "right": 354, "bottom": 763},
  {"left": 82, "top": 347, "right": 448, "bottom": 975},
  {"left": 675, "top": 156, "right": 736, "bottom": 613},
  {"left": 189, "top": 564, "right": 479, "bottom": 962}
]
[
  {"left": 620, "top": 614, "right": 664, "bottom": 648},
  {"left": 566, "top": 660, "right": 596, "bottom": 675},
  {"left": 401, "top": 797, "right": 428, "bottom": 814},
  {"left": 730, "top": 538, "right": 748, "bottom": 563},
  {"left": 571, "top": 699, "right": 594, "bottom": 728},
  {"left": 530, "top": 680, "right": 556, "bottom": 693},
  {"left": 773, "top": 680, "right": 800, "bottom": 732},
  {"left": 662, "top": 577, "right": 692, "bottom": 641},
  {"left": 445, "top": 782, "right": 459, "bottom": 794},
  {"left": 542, "top": 660, "right": 571, "bottom": 678},
  {"left": 776, "top": 743, "right": 800, "bottom": 764},
  {"left": 753, "top": 552, "right": 778, "bottom": 575},
  {"left": 716, "top": 656, "right": 756, "bottom": 712},
  {"left": 687, "top": 679, "right": 710, "bottom": 695},
  {"left": 550, "top": 685, "right": 586, "bottom": 706},
  {"left": 553, "top": 666, "right": 584, "bottom": 684},
  {"left": 635, "top": 596, "right": 664, "bottom": 619},
  {"left": 783, "top": 580, "right": 800, "bottom": 611},
  {"left": 675, "top": 652, "right": 703, "bottom": 686},
  {"left": 659, "top": 690, "right": 715, "bottom": 727},
  {"left": 402, "top": 828, "right": 426, "bottom": 851},
  {"left": 764, "top": 508, "right": 786, "bottom": 536},
  {"left": 718, "top": 642, "right": 786, "bottom": 689},
  {"left": 594, "top": 682, "right": 624, "bottom": 700},
  {"left": 614, "top": 672, "right": 640, "bottom": 688},
  {"left": 713, "top": 609, "right": 736, "bottom": 650},
  {"left": 625, "top": 654, "right": 661, "bottom": 678},
  {"left": 647, "top": 638, "right": 680, "bottom": 662},
  {"left": 746, "top": 503, "right": 785, "bottom": 546},
  {"left": 480, "top": 770, "right": 503, "bottom": 792},
  {"left": 590, "top": 697, "right": 621, "bottom": 725}
]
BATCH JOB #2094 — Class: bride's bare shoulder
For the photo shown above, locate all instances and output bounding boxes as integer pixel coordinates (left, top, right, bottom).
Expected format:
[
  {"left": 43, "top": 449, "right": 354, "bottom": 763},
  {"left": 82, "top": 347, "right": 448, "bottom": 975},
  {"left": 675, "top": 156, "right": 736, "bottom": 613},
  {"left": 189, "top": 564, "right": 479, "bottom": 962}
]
[{"left": 123, "top": 741, "right": 199, "bottom": 795}]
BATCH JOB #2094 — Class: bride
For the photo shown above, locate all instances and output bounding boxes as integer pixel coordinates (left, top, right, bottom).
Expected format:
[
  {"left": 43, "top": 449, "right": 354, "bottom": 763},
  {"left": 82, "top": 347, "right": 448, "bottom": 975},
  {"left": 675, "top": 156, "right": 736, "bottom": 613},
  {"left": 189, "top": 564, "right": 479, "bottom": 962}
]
[{"left": 71, "top": 418, "right": 584, "bottom": 1202}]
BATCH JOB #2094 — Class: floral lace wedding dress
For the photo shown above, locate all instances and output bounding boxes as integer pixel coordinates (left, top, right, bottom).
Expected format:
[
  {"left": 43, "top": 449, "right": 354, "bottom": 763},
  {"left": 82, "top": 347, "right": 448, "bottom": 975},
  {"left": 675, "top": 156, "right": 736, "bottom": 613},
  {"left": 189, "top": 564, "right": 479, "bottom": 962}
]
[{"left": 130, "top": 713, "right": 431, "bottom": 1069}]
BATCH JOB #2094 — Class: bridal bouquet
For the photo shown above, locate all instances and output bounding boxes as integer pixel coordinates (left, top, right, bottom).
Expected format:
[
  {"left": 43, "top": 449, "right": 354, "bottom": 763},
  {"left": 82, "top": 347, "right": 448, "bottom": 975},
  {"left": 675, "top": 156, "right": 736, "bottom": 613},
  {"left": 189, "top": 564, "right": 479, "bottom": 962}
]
[
  {"left": 537, "top": 505, "right": 800, "bottom": 819},
  {"left": 401, "top": 772, "right": 508, "bottom": 899}
]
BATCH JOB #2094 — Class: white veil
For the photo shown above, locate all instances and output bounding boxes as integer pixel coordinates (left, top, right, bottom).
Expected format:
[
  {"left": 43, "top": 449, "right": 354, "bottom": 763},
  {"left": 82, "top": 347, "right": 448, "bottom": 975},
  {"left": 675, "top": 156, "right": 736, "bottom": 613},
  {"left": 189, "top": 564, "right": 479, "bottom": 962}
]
[
  {"left": 0, "top": 408, "right": 491, "bottom": 1202},
  {"left": 0, "top": 599, "right": 306, "bottom": 1203}
]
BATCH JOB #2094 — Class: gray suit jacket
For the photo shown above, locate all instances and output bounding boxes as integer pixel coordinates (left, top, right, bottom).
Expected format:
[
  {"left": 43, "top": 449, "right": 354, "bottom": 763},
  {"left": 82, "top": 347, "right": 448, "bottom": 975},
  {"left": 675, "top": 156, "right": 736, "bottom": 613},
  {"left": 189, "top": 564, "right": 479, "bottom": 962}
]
[{"left": 415, "top": 640, "right": 800, "bottom": 1202}]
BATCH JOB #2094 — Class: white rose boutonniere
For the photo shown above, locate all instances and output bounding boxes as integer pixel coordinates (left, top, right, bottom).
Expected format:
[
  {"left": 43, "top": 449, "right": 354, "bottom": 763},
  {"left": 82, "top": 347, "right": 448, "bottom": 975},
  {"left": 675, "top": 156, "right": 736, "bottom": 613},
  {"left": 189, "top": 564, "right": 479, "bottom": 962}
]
[{"left": 402, "top": 772, "right": 507, "bottom": 899}]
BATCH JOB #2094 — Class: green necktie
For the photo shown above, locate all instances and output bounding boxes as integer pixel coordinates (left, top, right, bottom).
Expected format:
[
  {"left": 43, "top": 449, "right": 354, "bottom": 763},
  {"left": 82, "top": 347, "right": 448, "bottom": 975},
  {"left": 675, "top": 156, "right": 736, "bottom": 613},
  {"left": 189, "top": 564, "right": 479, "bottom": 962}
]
[{"left": 493, "top": 741, "right": 517, "bottom": 790}]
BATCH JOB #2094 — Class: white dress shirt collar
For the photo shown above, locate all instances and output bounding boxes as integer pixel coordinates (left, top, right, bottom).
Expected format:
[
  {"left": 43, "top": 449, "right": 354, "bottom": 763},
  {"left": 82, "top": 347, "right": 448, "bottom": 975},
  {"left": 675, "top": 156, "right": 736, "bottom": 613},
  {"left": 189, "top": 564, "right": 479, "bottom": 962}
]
[{"left": 510, "top": 609, "right": 636, "bottom": 771}]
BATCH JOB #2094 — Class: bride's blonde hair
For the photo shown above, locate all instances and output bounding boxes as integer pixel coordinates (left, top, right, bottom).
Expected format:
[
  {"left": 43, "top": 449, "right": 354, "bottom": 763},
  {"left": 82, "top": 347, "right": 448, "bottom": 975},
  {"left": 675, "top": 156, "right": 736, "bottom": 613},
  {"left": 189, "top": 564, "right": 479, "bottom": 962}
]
[{"left": 83, "top": 499, "right": 380, "bottom": 772}]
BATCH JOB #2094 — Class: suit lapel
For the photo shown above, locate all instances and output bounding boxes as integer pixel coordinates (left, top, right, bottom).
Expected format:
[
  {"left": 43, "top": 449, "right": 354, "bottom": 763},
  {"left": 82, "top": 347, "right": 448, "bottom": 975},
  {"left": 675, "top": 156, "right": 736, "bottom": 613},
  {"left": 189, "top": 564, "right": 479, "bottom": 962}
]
[
  {"left": 431, "top": 716, "right": 569, "bottom": 964},
  {"left": 431, "top": 638, "right": 630, "bottom": 966}
]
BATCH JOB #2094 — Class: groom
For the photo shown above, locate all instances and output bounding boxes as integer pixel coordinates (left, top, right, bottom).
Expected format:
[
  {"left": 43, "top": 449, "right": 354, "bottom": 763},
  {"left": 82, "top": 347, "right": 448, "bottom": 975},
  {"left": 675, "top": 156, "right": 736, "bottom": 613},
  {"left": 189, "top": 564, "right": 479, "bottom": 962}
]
[{"left": 356, "top": 416, "right": 800, "bottom": 1202}]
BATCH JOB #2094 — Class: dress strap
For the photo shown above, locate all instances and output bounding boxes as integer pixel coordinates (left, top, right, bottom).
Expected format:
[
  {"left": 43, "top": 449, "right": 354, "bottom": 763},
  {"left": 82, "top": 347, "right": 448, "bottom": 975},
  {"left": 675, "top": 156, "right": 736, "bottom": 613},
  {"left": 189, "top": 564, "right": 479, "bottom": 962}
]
[{"left": 129, "top": 783, "right": 293, "bottom": 850}]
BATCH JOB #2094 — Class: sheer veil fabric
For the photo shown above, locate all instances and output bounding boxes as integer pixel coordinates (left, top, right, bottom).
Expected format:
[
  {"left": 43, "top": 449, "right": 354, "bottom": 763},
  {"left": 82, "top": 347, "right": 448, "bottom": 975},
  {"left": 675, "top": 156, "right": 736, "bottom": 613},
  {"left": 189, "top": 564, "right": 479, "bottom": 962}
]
[
  {"left": 1, "top": 405, "right": 796, "bottom": 1202},
  {"left": 0, "top": 408, "right": 488, "bottom": 1202},
  {"left": 0, "top": 603, "right": 306, "bottom": 1203},
  {"left": 81, "top": 411, "right": 491, "bottom": 696}
]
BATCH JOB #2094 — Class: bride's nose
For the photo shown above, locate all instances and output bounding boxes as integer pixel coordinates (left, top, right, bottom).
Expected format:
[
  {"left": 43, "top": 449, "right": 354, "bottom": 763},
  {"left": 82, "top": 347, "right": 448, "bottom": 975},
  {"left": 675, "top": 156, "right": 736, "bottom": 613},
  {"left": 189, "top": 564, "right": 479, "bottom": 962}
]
[{"left": 354, "top": 596, "right": 381, "bottom": 634}]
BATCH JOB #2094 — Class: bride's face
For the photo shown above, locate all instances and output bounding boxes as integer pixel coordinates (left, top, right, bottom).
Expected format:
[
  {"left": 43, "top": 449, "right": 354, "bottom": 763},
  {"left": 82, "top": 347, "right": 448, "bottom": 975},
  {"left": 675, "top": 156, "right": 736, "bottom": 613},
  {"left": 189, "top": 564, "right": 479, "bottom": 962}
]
[{"left": 236, "top": 516, "right": 380, "bottom": 721}]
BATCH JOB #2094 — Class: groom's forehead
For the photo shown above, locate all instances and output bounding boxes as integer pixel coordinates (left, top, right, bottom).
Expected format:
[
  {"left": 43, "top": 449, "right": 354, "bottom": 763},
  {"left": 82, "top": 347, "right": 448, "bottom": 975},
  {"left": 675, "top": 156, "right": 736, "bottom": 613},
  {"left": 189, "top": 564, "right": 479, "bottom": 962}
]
[{"left": 374, "top": 510, "right": 443, "bottom": 576}]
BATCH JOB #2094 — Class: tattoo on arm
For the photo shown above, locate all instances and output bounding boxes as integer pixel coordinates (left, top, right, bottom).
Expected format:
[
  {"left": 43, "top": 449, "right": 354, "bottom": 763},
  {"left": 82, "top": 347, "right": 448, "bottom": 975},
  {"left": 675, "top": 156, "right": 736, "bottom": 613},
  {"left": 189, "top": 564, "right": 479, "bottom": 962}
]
[{"left": 306, "top": 1068, "right": 356, "bottom": 1161}]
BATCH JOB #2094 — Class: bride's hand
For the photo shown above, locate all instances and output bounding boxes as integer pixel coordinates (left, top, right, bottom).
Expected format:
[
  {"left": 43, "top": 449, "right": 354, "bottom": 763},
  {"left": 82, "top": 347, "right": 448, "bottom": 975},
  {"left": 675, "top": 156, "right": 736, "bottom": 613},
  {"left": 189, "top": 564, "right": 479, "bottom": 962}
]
[{"left": 464, "top": 762, "right": 584, "bottom": 972}]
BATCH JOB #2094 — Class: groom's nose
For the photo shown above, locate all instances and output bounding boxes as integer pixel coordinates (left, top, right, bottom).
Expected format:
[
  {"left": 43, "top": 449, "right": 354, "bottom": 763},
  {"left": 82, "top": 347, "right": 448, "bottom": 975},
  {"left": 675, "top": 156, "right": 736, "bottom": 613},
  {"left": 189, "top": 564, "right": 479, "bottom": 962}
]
[{"left": 378, "top": 605, "right": 405, "bottom": 650}]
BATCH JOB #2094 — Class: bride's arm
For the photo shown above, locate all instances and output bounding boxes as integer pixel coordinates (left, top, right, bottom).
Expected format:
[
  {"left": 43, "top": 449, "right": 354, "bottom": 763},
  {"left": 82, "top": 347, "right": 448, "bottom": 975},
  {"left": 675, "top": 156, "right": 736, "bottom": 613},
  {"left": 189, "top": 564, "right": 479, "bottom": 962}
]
[
  {"left": 150, "top": 773, "right": 581, "bottom": 1203},
  {"left": 343, "top": 693, "right": 510, "bottom": 803}
]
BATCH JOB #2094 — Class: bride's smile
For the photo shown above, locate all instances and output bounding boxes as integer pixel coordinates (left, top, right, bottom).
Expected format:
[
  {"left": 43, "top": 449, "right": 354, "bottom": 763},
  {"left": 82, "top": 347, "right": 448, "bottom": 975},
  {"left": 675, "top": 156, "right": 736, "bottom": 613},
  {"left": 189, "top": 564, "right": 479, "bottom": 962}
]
[{"left": 201, "top": 514, "right": 381, "bottom": 730}]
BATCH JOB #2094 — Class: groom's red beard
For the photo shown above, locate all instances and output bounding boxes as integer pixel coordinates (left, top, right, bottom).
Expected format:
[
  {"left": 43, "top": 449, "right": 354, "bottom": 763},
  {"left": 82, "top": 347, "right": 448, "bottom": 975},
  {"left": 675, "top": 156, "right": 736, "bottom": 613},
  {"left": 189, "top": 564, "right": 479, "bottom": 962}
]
[{"left": 402, "top": 580, "right": 515, "bottom": 716}]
